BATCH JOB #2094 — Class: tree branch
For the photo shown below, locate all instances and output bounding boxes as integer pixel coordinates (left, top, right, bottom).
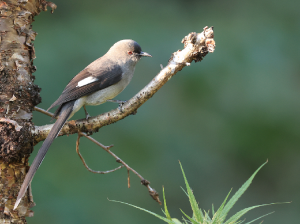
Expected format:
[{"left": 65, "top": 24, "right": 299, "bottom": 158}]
[{"left": 32, "top": 27, "right": 215, "bottom": 144}]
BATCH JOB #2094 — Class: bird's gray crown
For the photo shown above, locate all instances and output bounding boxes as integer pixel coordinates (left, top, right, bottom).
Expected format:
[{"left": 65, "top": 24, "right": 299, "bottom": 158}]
[
  {"left": 106, "top": 40, "right": 144, "bottom": 63},
  {"left": 109, "top": 39, "right": 142, "bottom": 55}
]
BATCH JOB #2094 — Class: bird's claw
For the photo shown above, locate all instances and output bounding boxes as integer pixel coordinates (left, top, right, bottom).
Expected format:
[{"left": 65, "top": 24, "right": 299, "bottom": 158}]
[
  {"left": 107, "top": 99, "right": 127, "bottom": 113},
  {"left": 85, "top": 113, "right": 91, "bottom": 121},
  {"left": 117, "top": 101, "right": 127, "bottom": 113}
]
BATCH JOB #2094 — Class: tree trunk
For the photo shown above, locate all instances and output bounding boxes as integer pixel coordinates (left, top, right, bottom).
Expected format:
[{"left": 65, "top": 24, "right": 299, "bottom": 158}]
[{"left": 0, "top": 0, "right": 55, "bottom": 223}]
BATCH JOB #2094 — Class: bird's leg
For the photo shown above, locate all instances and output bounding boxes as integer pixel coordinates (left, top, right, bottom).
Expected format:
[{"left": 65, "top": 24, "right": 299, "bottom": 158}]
[
  {"left": 107, "top": 99, "right": 127, "bottom": 112},
  {"left": 83, "top": 105, "right": 91, "bottom": 121}
]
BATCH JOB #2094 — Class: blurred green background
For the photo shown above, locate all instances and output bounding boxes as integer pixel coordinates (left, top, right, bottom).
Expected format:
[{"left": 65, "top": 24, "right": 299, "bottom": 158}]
[{"left": 29, "top": 0, "right": 299, "bottom": 223}]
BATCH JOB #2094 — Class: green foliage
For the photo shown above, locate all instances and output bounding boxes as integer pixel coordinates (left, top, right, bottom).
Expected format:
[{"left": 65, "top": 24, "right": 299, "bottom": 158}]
[{"left": 111, "top": 161, "right": 286, "bottom": 223}]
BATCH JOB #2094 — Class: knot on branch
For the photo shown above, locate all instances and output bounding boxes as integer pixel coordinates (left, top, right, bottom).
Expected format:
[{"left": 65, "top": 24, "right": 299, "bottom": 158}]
[
  {"left": 141, "top": 179, "right": 150, "bottom": 186},
  {"left": 149, "top": 188, "right": 161, "bottom": 205},
  {"left": 140, "top": 179, "right": 161, "bottom": 205}
]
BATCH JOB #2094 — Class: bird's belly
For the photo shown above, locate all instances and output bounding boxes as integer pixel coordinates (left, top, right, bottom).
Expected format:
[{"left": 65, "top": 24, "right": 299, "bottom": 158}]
[
  {"left": 85, "top": 83, "right": 124, "bottom": 106},
  {"left": 85, "top": 73, "right": 132, "bottom": 106},
  {"left": 69, "top": 86, "right": 121, "bottom": 119}
]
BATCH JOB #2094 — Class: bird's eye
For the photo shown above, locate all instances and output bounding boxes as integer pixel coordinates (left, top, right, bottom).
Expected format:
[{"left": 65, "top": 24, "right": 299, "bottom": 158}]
[{"left": 128, "top": 51, "right": 133, "bottom": 55}]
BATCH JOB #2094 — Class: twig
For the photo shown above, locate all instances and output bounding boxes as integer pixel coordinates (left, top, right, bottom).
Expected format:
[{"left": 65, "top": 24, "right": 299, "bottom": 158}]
[
  {"left": 86, "top": 132, "right": 161, "bottom": 205},
  {"left": 76, "top": 133, "right": 124, "bottom": 174},
  {"left": 34, "top": 106, "right": 162, "bottom": 204},
  {"left": 127, "top": 169, "right": 130, "bottom": 188},
  {"left": 33, "top": 106, "right": 54, "bottom": 117}
]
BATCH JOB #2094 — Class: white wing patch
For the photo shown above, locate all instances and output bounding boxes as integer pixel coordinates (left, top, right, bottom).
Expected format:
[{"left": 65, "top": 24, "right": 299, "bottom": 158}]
[{"left": 76, "top": 77, "right": 98, "bottom": 87}]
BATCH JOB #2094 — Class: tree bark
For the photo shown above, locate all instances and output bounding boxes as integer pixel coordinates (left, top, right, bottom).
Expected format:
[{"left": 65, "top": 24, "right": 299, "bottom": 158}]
[{"left": 0, "top": 0, "right": 55, "bottom": 223}]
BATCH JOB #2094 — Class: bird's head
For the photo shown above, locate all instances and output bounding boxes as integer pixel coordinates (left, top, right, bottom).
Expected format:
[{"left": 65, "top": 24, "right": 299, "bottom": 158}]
[{"left": 108, "top": 39, "right": 152, "bottom": 64}]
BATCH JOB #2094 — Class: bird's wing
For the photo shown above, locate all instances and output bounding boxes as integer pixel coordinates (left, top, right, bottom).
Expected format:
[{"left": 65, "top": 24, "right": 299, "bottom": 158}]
[{"left": 48, "top": 63, "right": 123, "bottom": 111}]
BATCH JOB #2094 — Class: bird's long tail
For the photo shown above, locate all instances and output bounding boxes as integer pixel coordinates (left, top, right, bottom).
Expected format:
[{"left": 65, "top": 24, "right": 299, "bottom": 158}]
[{"left": 14, "top": 101, "right": 75, "bottom": 210}]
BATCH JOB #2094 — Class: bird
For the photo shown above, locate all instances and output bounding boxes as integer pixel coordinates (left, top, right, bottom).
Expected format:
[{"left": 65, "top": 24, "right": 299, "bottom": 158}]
[{"left": 14, "top": 39, "right": 151, "bottom": 209}]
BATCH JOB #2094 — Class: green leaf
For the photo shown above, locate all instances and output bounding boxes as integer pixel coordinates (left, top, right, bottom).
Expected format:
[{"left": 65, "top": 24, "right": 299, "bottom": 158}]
[
  {"left": 172, "top": 218, "right": 182, "bottom": 224},
  {"left": 180, "top": 209, "right": 198, "bottom": 224},
  {"left": 212, "top": 189, "right": 232, "bottom": 224},
  {"left": 109, "top": 199, "right": 177, "bottom": 224},
  {"left": 225, "top": 203, "right": 277, "bottom": 224},
  {"left": 179, "top": 161, "right": 204, "bottom": 222},
  {"left": 221, "top": 160, "right": 268, "bottom": 220},
  {"left": 245, "top": 211, "right": 274, "bottom": 224},
  {"left": 182, "top": 217, "right": 189, "bottom": 224},
  {"left": 180, "top": 186, "right": 189, "bottom": 197},
  {"left": 204, "top": 210, "right": 212, "bottom": 222},
  {"left": 163, "top": 187, "right": 172, "bottom": 220}
]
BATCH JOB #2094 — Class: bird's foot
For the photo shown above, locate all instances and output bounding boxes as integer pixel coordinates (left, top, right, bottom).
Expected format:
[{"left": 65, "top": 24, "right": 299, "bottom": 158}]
[
  {"left": 107, "top": 99, "right": 127, "bottom": 113},
  {"left": 85, "top": 113, "right": 91, "bottom": 121},
  {"left": 117, "top": 101, "right": 127, "bottom": 113}
]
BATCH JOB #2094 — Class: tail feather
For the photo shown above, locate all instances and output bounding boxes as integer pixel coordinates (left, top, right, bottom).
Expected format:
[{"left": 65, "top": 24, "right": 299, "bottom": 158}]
[{"left": 14, "top": 101, "right": 75, "bottom": 210}]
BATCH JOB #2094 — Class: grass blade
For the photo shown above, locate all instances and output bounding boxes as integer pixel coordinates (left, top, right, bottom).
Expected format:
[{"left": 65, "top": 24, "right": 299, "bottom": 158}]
[
  {"left": 172, "top": 218, "right": 182, "bottom": 224},
  {"left": 163, "top": 187, "right": 172, "bottom": 220},
  {"left": 180, "top": 186, "right": 189, "bottom": 197},
  {"left": 212, "top": 189, "right": 232, "bottom": 224},
  {"left": 245, "top": 211, "right": 274, "bottom": 224},
  {"left": 179, "top": 161, "right": 204, "bottom": 222},
  {"left": 109, "top": 199, "right": 177, "bottom": 224},
  {"left": 221, "top": 160, "right": 268, "bottom": 220},
  {"left": 180, "top": 209, "right": 199, "bottom": 224},
  {"left": 225, "top": 203, "right": 277, "bottom": 224}
]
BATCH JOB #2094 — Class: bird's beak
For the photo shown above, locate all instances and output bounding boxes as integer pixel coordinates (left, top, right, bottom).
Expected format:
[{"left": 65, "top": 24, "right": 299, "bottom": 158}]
[{"left": 139, "top": 51, "right": 152, "bottom": 57}]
